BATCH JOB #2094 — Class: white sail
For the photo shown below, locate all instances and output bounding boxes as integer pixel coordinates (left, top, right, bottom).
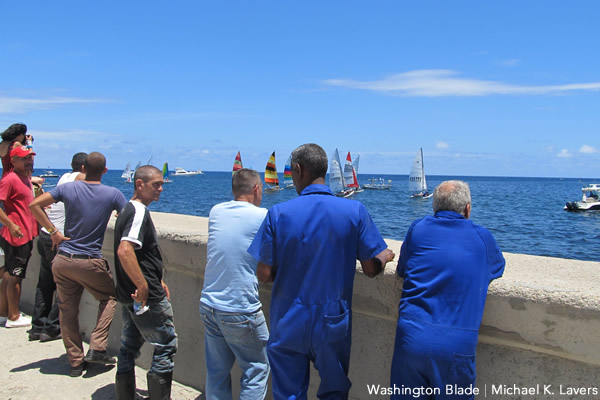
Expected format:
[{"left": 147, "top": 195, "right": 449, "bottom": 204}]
[
  {"left": 329, "top": 149, "right": 345, "bottom": 193},
  {"left": 121, "top": 162, "right": 131, "bottom": 179},
  {"left": 409, "top": 148, "right": 427, "bottom": 193},
  {"left": 352, "top": 154, "right": 360, "bottom": 175}
]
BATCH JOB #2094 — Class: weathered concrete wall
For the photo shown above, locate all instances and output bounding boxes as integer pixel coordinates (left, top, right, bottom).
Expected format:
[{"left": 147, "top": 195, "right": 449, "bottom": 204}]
[{"left": 18, "top": 212, "right": 600, "bottom": 399}]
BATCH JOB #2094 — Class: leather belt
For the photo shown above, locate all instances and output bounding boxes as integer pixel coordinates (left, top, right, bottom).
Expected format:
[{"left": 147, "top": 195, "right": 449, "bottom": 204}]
[{"left": 57, "top": 250, "right": 95, "bottom": 260}]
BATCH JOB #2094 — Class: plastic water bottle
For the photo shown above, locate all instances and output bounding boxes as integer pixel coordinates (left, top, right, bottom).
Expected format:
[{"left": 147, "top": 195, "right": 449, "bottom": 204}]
[{"left": 133, "top": 301, "right": 149, "bottom": 315}]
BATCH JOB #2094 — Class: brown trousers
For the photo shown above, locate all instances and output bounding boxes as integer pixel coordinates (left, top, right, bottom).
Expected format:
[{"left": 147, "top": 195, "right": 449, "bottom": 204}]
[{"left": 52, "top": 254, "right": 117, "bottom": 367}]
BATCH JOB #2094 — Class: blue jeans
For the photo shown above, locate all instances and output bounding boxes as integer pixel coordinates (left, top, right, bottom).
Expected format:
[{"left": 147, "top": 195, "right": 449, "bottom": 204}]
[
  {"left": 117, "top": 297, "right": 178, "bottom": 375},
  {"left": 199, "top": 303, "right": 270, "bottom": 400}
]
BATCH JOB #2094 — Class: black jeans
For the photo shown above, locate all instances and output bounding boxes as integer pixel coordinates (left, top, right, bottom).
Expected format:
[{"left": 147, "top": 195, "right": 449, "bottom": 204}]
[{"left": 31, "top": 232, "right": 60, "bottom": 335}]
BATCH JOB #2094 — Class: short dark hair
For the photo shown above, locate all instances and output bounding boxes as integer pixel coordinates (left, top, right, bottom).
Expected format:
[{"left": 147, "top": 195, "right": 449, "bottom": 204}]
[
  {"left": 84, "top": 152, "right": 106, "bottom": 177},
  {"left": 133, "top": 165, "right": 161, "bottom": 183},
  {"left": 232, "top": 168, "right": 261, "bottom": 198},
  {"left": 71, "top": 152, "right": 87, "bottom": 172},
  {"left": 291, "top": 143, "right": 328, "bottom": 180},
  {"left": 1, "top": 123, "right": 27, "bottom": 142}
]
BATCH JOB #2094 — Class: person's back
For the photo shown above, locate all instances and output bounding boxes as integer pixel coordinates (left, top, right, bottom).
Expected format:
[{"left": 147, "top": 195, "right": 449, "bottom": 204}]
[
  {"left": 51, "top": 180, "right": 125, "bottom": 257},
  {"left": 391, "top": 180, "right": 505, "bottom": 399},
  {"left": 263, "top": 186, "right": 383, "bottom": 307},
  {"left": 202, "top": 200, "right": 267, "bottom": 312},
  {"left": 398, "top": 212, "right": 503, "bottom": 330},
  {"left": 200, "top": 168, "right": 270, "bottom": 400},
  {"left": 249, "top": 144, "right": 394, "bottom": 400}
]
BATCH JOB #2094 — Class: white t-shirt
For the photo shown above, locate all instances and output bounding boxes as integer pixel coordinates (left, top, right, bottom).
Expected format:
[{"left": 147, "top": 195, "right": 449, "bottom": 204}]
[
  {"left": 43, "top": 171, "right": 80, "bottom": 234},
  {"left": 201, "top": 200, "right": 268, "bottom": 313}
]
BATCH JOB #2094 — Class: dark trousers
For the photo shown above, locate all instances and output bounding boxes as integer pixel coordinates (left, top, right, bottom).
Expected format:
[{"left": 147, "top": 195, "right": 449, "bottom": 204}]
[{"left": 31, "top": 233, "right": 60, "bottom": 335}]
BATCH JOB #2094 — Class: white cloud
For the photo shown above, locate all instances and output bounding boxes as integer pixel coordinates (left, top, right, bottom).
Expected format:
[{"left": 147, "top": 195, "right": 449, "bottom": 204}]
[
  {"left": 557, "top": 149, "right": 572, "bottom": 158},
  {"left": 436, "top": 141, "right": 449, "bottom": 149},
  {"left": 501, "top": 59, "right": 521, "bottom": 68},
  {"left": 579, "top": 144, "right": 598, "bottom": 154},
  {"left": 0, "top": 95, "right": 108, "bottom": 113},
  {"left": 322, "top": 69, "right": 600, "bottom": 97}
]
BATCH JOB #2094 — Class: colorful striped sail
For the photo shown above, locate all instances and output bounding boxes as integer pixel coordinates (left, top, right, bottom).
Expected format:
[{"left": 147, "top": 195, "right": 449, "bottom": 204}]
[
  {"left": 265, "top": 151, "right": 279, "bottom": 186},
  {"left": 283, "top": 155, "right": 293, "bottom": 187},
  {"left": 233, "top": 151, "right": 243, "bottom": 175},
  {"left": 162, "top": 162, "right": 169, "bottom": 182}
]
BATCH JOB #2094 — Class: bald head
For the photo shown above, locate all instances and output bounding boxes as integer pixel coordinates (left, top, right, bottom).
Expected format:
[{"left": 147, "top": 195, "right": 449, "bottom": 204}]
[{"left": 433, "top": 180, "right": 471, "bottom": 217}]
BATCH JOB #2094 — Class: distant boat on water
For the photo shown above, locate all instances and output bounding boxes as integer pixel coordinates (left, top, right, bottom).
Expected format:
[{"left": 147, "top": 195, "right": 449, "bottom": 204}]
[
  {"left": 173, "top": 167, "right": 203, "bottom": 176},
  {"left": 343, "top": 152, "right": 363, "bottom": 194},
  {"left": 264, "top": 151, "right": 283, "bottom": 192},
  {"left": 162, "top": 162, "right": 171, "bottom": 183},
  {"left": 233, "top": 151, "right": 243, "bottom": 175},
  {"left": 364, "top": 178, "right": 392, "bottom": 190},
  {"left": 283, "top": 155, "right": 294, "bottom": 188},
  {"left": 409, "top": 148, "right": 432, "bottom": 199},
  {"left": 39, "top": 170, "right": 59, "bottom": 178},
  {"left": 329, "top": 149, "right": 354, "bottom": 197},
  {"left": 564, "top": 183, "right": 600, "bottom": 211}
]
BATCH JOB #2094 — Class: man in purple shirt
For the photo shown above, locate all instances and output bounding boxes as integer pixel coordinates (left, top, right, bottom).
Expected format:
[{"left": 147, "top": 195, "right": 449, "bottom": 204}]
[{"left": 30, "top": 152, "right": 127, "bottom": 377}]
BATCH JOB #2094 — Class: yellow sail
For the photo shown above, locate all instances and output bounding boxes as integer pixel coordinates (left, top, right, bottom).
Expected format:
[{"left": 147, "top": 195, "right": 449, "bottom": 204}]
[{"left": 265, "top": 151, "right": 279, "bottom": 186}]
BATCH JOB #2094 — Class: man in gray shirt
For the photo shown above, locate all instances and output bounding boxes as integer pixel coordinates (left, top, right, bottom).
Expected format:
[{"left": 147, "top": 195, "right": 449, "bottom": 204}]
[{"left": 30, "top": 152, "right": 127, "bottom": 377}]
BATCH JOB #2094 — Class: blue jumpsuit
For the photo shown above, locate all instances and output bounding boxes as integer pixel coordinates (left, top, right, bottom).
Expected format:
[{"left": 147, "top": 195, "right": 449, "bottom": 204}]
[
  {"left": 248, "top": 184, "right": 387, "bottom": 400},
  {"left": 391, "top": 211, "right": 505, "bottom": 400}
]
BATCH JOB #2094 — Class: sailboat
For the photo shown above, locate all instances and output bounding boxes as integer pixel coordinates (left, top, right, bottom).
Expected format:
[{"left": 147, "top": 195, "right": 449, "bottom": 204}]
[
  {"left": 283, "top": 155, "right": 294, "bottom": 188},
  {"left": 329, "top": 149, "right": 353, "bottom": 197},
  {"left": 264, "top": 151, "right": 283, "bottom": 192},
  {"left": 121, "top": 162, "right": 132, "bottom": 180},
  {"left": 162, "top": 162, "right": 171, "bottom": 183},
  {"left": 233, "top": 151, "right": 243, "bottom": 175},
  {"left": 409, "top": 148, "right": 432, "bottom": 198},
  {"left": 343, "top": 152, "right": 363, "bottom": 194}
]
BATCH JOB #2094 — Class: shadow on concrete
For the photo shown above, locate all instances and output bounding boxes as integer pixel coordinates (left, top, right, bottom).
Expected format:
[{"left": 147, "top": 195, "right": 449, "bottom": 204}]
[
  {"left": 90, "top": 384, "right": 115, "bottom": 400},
  {"left": 10, "top": 353, "right": 115, "bottom": 378},
  {"left": 84, "top": 363, "right": 115, "bottom": 378},
  {"left": 10, "top": 354, "right": 70, "bottom": 376}
]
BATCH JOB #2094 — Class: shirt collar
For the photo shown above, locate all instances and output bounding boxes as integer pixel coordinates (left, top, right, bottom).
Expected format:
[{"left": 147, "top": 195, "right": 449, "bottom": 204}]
[
  {"left": 434, "top": 210, "right": 466, "bottom": 219},
  {"left": 300, "top": 184, "right": 334, "bottom": 196}
]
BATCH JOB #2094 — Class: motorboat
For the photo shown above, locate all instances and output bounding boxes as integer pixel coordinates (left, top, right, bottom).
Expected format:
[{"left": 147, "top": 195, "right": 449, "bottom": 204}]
[
  {"left": 173, "top": 167, "right": 203, "bottom": 176},
  {"left": 564, "top": 184, "right": 600, "bottom": 211},
  {"left": 39, "top": 170, "right": 59, "bottom": 178},
  {"left": 364, "top": 178, "right": 392, "bottom": 190}
]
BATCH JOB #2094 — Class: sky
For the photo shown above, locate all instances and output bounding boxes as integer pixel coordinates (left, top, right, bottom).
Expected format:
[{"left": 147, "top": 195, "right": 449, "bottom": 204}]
[{"left": 1, "top": 1, "right": 599, "bottom": 178}]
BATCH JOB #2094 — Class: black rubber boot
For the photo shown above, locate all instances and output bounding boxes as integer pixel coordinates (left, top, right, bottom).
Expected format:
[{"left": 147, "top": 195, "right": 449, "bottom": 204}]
[
  {"left": 147, "top": 371, "right": 172, "bottom": 400},
  {"left": 115, "top": 370, "right": 136, "bottom": 400}
]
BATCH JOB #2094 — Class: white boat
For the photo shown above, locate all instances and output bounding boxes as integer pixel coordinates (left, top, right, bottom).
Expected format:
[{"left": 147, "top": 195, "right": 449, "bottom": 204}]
[
  {"left": 409, "top": 148, "right": 432, "bottom": 198},
  {"left": 564, "top": 184, "right": 600, "bottom": 211},
  {"left": 343, "top": 152, "right": 363, "bottom": 194},
  {"left": 329, "top": 149, "right": 354, "bottom": 197},
  {"left": 39, "top": 170, "right": 59, "bottom": 178},
  {"left": 121, "top": 162, "right": 132, "bottom": 180},
  {"left": 364, "top": 178, "right": 392, "bottom": 190},
  {"left": 173, "top": 167, "right": 203, "bottom": 176}
]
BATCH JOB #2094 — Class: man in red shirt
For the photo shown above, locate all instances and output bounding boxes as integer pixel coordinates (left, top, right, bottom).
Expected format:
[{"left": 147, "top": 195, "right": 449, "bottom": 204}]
[{"left": 0, "top": 145, "right": 38, "bottom": 328}]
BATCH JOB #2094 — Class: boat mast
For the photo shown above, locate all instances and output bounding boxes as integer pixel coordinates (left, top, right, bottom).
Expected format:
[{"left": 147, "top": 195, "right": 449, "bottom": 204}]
[{"left": 420, "top": 148, "right": 426, "bottom": 192}]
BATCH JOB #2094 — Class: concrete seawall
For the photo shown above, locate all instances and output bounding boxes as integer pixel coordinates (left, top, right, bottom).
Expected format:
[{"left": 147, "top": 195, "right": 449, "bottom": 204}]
[{"left": 19, "top": 212, "right": 600, "bottom": 399}]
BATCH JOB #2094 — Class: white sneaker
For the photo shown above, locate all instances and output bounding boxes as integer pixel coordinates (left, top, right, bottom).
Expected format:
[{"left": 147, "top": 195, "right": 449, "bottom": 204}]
[
  {"left": 0, "top": 316, "right": 7, "bottom": 326},
  {"left": 5, "top": 314, "right": 32, "bottom": 328}
]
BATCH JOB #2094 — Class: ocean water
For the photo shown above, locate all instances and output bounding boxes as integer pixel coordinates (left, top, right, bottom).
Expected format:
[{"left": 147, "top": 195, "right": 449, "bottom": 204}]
[{"left": 41, "top": 170, "right": 600, "bottom": 262}]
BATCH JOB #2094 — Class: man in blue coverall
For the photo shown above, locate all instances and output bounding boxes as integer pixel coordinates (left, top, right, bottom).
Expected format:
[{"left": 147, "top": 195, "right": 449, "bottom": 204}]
[
  {"left": 391, "top": 180, "right": 505, "bottom": 400},
  {"left": 248, "top": 143, "right": 395, "bottom": 399}
]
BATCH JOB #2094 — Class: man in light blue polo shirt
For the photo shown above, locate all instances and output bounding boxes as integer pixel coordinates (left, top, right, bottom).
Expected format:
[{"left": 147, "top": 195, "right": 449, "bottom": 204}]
[
  {"left": 248, "top": 143, "right": 395, "bottom": 399},
  {"left": 200, "top": 168, "right": 269, "bottom": 400},
  {"left": 391, "top": 180, "right": 505, "bottom": 399}
]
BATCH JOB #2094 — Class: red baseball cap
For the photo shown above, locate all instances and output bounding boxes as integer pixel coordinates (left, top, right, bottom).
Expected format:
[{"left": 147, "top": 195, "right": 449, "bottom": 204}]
[{"left": 10, "top": 145, "right": 36, "bottom": 158}]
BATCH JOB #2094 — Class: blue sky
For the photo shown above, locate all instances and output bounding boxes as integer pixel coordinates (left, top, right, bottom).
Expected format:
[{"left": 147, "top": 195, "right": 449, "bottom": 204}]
[{"left": 1, "top": 1, "right": 599, "bottom": 178}]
